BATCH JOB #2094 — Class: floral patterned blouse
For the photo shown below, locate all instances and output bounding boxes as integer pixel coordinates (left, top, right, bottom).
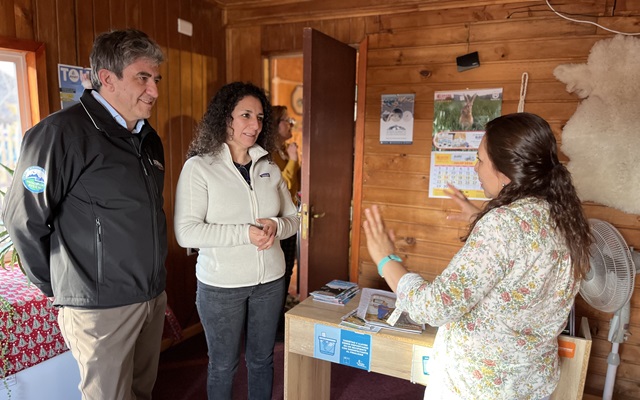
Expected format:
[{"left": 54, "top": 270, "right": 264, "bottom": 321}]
[{"left": 395, "top": 197, "right": 579, "bottom": 400}]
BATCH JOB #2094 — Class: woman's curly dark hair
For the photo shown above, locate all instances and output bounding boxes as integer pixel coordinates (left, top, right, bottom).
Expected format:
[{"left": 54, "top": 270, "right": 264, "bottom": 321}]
[
  {"left": 187, "top": 82, "right": 275, "bottom": 158},
  {"left": 465, "top": 112, "right": 592, "bottom": 280}
]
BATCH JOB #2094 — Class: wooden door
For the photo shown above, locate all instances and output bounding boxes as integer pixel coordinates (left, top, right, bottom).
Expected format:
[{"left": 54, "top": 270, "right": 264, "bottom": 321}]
[{"left": 298, "top": 28, "right": 357, "bottom": 299}]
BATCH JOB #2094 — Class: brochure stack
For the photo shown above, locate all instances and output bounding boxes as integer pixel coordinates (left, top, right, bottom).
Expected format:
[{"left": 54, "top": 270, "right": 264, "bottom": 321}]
[{"left": 309, "top": 279, "right": 360, "bottom": 306}]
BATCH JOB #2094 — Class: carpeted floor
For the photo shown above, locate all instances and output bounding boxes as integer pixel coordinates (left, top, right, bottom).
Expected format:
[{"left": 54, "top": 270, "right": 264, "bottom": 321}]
[{"left": 152, "top": 331, "right": 425, "bottom": 400}]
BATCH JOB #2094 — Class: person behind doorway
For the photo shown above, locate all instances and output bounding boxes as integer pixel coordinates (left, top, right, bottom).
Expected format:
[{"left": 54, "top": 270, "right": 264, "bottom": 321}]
[
  {"left": 2, "top": 29, "right": 168, "bottom": 400},
  {"left": 174, "top": 82, "right": 299, "bottom": 400},
  {"left": 362, "top": 112, "right": 592, "bottom": 400},
  {"left": 270, "top": 105, "right": 300, "bottom": 326}
]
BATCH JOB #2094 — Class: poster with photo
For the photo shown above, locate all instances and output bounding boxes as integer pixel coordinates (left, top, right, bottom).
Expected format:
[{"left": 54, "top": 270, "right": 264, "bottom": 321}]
[
  {"left": 58, "top": 63, "right": 91, "bottom": 109},
  {"left": 379, "top": 93, "right": 415, "bottom": 144},
  {"left": 429, "top": 88, "right": 503, "bottom": 200}
]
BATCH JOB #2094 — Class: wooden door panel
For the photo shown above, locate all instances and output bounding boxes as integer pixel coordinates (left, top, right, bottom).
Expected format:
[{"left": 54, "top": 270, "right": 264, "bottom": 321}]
[{"left": 299, "top": 28, "right": 356, "bottom": 299}]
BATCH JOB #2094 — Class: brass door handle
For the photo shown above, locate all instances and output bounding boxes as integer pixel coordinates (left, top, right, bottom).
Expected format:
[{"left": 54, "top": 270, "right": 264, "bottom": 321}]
[
  {"left": 301, "top": 204, "right": 325, "bottom": 240},
  {"left": 302, "top": 203, "right": 309, "bottom": 240}
]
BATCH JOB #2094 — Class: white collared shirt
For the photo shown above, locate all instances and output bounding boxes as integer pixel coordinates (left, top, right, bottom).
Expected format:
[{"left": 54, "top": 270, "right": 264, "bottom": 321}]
[{"left": 91, "top": 90, "right": 145, "bottom": 133}]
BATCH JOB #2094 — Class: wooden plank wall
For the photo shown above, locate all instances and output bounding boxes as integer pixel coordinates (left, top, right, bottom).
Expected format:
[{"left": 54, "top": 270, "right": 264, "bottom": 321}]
[
  {"left": 363, "top": 10, "right": 640, "bottom": 400},
  {"left": 1, "top": 0, "right": 225, "bottom": 330},
  {"left": 220, "top": 0, "right": 640, "bottom": 398}
]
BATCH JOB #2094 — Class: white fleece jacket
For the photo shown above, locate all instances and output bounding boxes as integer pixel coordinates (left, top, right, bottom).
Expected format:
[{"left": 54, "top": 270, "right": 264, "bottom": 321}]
[{"left": 174, "top": 143, "right": 299, "bottom": 288}]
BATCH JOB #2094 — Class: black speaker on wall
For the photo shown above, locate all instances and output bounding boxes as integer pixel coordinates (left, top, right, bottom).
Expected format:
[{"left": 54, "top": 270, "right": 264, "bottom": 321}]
[{"left": 456, "top": 51, "right": 480, "bottom": 72}]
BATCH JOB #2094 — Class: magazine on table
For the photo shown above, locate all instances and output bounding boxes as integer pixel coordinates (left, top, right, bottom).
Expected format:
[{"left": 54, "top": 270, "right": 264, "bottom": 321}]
[
  {"left": 339, "top": 309, "right": 382, "bottom": 333},
  {"left": 310, "top": 279, "right": 360, "bottom": 306},
  {"left": 355, "top": 288, "right": 424, "bottom": 334}
]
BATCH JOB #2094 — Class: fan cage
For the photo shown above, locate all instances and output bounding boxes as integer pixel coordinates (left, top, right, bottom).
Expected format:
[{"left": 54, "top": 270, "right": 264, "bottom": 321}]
[{"left": 579, "top": 219, "right": 635, "bottom": 313}]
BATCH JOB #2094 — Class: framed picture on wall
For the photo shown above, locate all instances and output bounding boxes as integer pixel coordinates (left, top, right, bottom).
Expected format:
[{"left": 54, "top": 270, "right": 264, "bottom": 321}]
[{"left": 291, "top": 85, "right": 303, "bottom": 115}]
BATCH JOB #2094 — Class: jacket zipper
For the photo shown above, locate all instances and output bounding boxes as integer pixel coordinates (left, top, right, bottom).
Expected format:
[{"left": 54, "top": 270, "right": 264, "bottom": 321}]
[
  {"left": 247, "top": 162, "right": 265, "bottom": 282},
  {"left": 144, "top": 150, "right": 160, "bottom": 196},
  {"left": 129, "top": 137, "right": 160, "bottom": 288},
  {"left": 96, "top": 218, "right": 104, "bottom": 285}
]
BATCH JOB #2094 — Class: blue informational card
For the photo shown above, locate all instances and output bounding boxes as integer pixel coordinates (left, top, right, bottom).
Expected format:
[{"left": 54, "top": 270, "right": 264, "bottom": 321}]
[{"left": 313, "top": 324, "right": 371, "bottom": 371}]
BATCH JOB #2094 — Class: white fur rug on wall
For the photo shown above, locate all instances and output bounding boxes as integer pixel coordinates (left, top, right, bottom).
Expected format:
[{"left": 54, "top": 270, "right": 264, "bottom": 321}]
[{"left": 553, "top": 35, "right": 640, "bottom": 216}]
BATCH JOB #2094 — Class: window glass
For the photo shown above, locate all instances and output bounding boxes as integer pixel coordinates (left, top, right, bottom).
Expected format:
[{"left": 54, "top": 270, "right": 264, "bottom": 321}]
[{"left": 0, "top": 52, "right": 30, "bottom": 215}]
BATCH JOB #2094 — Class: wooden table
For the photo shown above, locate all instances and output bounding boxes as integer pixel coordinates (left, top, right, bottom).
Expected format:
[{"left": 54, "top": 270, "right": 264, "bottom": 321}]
[{"left": 284, "top": 293, "right": 591, "bottom": 400}]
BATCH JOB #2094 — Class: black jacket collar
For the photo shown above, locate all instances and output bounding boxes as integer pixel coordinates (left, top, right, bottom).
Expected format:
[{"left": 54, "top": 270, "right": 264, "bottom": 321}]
[{"left": 79, "top": 89, "right": 155, "bottom": 139}]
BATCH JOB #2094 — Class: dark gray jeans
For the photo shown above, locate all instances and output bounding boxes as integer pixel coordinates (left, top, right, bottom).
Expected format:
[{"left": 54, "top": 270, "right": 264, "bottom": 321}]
[{"left": 196, "top": 277, "right": 285, "bottom": 400}]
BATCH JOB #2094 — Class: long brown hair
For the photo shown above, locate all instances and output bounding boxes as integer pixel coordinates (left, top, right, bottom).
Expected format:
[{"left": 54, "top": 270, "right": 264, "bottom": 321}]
[
  {"left": 271, "top": 105, "right": 287, "bottom": 134},
  {"left": 465, "top": 113, "right": 592, "bottom": 279}
]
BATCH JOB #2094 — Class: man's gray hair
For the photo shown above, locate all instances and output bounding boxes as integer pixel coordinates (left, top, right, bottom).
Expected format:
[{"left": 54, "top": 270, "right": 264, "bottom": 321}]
[{"left": 89, "top": 29, "right": 164, "bottom": 90}]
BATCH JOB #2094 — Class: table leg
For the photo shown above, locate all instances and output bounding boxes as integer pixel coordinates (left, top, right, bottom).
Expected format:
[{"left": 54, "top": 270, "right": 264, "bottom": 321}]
[{"left": 284, "top": 344, "right": 331, "bottom": 399}]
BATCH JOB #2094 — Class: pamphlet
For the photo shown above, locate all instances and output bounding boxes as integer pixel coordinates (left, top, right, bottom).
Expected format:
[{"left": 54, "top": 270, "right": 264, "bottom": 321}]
[
  {"left": 339, "top": 309, "right": 382, "bottom": 333},
  {"left": 310, "top": 279, "right": 360, "bottom": 306},
  {"left": 356, "top": 288, "right": 424, "bottom": 334}
]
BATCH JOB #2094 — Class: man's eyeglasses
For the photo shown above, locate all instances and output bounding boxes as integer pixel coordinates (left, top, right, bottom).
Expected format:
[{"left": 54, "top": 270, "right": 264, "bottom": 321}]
[{"left": 280, "top": 117, "right": 296, "bottom": 128}]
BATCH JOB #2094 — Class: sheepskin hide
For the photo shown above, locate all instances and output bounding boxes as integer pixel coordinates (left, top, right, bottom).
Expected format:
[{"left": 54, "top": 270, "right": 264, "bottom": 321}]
[{"left": 553, "top": 35, "right": 640, "bottom": 215}]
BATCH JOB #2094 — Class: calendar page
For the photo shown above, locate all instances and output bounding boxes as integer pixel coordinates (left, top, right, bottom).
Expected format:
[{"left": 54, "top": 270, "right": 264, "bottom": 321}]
[
  {"left": 429, "top": 88, "right": 502, "bottom": 201},
  {"left": 429, "top": 151, "right": 485, "bottom": 200}
]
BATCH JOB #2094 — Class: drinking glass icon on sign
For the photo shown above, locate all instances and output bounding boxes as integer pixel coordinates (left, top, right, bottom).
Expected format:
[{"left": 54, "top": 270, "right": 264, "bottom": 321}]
[{"left": 318, "top": 332, "right": 337, "bottom": 356}]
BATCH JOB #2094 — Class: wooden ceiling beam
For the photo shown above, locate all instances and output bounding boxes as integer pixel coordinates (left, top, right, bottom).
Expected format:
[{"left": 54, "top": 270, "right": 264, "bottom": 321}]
[{"left": 209, "top": 0, "right": 552, "bottom": 27}]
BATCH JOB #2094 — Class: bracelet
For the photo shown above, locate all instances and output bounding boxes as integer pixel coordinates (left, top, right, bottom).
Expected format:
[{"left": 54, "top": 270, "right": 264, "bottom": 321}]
[{"left": 377, "top": 254, "right": 402, "bottom": 277}]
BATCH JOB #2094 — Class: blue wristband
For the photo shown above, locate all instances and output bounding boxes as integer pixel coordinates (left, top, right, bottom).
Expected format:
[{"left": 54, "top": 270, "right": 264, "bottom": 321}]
[{"left": 377, "top": 254, "right": 402, "bottom": 277}]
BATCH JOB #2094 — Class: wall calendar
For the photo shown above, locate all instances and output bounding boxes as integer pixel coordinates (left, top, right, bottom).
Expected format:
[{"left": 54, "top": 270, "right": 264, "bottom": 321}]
[{"left": 429, "top": 88, "right": 503, "bottom": 200}]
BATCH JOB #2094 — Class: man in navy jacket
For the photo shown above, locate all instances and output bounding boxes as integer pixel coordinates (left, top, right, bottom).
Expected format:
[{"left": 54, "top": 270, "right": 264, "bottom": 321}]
[{"left": 3, "top": 29, "right": 168, "bottom": 400}]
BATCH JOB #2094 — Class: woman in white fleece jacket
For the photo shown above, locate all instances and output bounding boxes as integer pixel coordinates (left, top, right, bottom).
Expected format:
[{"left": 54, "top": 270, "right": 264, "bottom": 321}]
[{"left": 174, "top": 82, "right": 299, "bottom": 400}]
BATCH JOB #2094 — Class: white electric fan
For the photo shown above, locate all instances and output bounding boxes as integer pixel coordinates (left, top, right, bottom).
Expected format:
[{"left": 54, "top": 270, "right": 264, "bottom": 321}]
[{"left": 579, "top": 219, "right": 640, "bottom": 400}]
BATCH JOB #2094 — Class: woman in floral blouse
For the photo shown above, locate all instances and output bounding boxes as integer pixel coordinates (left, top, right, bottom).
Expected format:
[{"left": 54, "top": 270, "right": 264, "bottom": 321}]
[{"left": 363, "top": 112, "right": 592, "bottom": 400}]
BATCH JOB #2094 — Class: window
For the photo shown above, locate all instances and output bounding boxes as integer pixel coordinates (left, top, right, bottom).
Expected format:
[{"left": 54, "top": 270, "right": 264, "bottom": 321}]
[
  {"left": 1, "top": 51, "right": 32, "bottom": 213},
  {"left": 1, "top": 51, "right": 31, "bottom": 165}
]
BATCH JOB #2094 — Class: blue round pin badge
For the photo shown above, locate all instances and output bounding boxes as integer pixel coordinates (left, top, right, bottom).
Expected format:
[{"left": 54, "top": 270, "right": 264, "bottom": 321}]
[{"left": 22, "top": 166, "right": 47, "bottom": 193}]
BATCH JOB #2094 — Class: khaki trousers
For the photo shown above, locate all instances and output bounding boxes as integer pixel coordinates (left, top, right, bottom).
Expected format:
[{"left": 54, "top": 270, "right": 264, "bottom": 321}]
[{"left": 58, "top": 292, "right": 167, "bottom": 400}]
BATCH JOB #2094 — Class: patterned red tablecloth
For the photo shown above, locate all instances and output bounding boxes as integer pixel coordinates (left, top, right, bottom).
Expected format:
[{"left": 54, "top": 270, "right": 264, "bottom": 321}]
[
  {"left": 0, "top": 267, "right": 67, "bottom": 377},
  {"left": 0, "top": 267, "right": 184, "bottom": 377}
]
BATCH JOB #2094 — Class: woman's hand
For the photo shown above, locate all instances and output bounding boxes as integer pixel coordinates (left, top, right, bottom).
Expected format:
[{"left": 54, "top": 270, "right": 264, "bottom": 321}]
[
  {"left": 249, "top": 218, "right": 277, "bottom": 251},
  {"left": 363, "top": 205, "right": 408, "bottom": 291},
  {"left": 444, "top": 183, "right": 480, "bottom": 223},
  {"left": 362, "top": 205, "right": 396, "bottom": 265},
  {"left": 286, "top": 143, "right": 298, "bottom": 161}
]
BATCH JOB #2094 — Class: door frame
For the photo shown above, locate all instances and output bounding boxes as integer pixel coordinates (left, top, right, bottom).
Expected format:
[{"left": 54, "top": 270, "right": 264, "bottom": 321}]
[{"left": 349, "top": 35, "right": 368, "bottom": 285}]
